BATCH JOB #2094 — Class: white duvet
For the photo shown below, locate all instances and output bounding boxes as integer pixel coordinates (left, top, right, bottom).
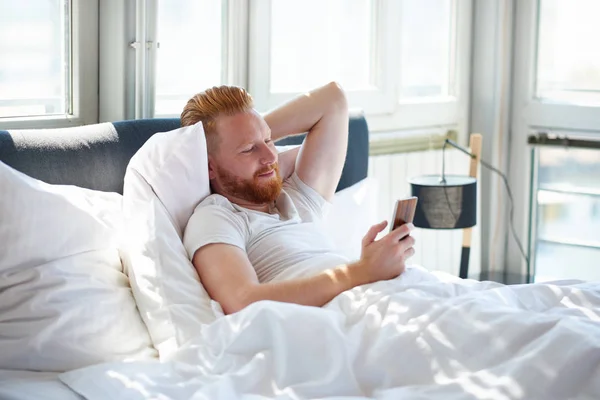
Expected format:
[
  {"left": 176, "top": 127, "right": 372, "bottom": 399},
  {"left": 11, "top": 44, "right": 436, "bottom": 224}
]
[{"left": 59, "top": 267, "right": 600, "bottom": 400}]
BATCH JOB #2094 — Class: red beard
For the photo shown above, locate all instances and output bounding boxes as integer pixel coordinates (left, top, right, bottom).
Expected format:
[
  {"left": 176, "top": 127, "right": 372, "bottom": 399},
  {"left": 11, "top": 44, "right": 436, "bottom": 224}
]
[{"left": 215, "top": 163, "right": 283, "bottom": 204}]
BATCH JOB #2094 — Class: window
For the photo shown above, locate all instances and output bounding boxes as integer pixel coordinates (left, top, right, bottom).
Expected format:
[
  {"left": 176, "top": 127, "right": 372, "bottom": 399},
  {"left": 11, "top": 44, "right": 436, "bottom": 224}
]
[
  {"left": 249, "top": 0, "right": 471, "bottom": 131},
  {"left": 536, "top": 0, "right": 600, "bottom": 105},
  {"left": 269, "top": 0, "right": 374, "bottom": 93},
  {"left": 532, "top": 144, "right": 600, "bottom": 282},
  {"left": 101, "top": 0, "right": 470, "bottom": 132},
  {"left": 399, "top": 0, "right": 455, "bottom": 99},
  {"left": 249, "top": 0, "right": 396, "bottom": 115},
  {"left": 154, "top": 0, "right": 225, "bottom": 116},
  {"left": 508, "top": 0, "right": 600, "bottom": 281},
  {"left": 0, "top": 0, "right": 70, "bottom": 118}
]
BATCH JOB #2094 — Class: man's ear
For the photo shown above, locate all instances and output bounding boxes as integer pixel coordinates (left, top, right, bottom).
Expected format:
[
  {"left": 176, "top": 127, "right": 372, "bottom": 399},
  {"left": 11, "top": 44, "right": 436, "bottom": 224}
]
[{"left": 207, "top": 156, "right": 217, "bottom": 180}]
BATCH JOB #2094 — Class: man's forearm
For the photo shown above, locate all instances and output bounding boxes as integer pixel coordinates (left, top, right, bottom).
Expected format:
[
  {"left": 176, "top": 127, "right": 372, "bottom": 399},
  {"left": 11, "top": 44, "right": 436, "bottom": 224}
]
[
  {"left": 230, "top": 262, "right": 368, "bottom": 314},
  {"left": 264, "top": 82, "right": 346, "bottom": 142}
]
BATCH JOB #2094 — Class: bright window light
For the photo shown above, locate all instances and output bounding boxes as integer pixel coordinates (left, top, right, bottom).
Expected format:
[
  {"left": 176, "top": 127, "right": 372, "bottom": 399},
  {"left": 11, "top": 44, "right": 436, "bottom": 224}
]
[
  {"left": 536, "top": 0, "right": 600, "bottom": 105},
  {"left": 0, "top": 0, "right": 69, "bottom": 118},
  {"left": 269, "top": 0, "right": 374, "bottom": 93},
  {"left": 399, "top": 0, "right": 454, "bottom": 99},
  {"left": 154, "top": 0, "right": 224, "bottom": 116}
]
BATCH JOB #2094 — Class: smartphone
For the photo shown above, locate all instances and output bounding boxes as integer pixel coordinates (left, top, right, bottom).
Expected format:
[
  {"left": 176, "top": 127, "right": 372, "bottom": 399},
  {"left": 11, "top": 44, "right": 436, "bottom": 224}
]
[{"left": 390, "top": 196, "right": 418, "bottom": 232}]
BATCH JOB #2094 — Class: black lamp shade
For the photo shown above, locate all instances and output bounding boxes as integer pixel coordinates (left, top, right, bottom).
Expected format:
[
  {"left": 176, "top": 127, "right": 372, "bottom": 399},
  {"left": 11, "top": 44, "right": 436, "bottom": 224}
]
[{"left": 409, "top": 175, "right": 477, "bottom": 229}]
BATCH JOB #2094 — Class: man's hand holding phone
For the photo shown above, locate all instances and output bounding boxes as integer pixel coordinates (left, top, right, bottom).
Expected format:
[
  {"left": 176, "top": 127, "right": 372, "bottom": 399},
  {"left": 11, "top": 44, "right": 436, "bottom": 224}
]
[{"left": 349, "top": 197, "right": 418, "bottom": 285}]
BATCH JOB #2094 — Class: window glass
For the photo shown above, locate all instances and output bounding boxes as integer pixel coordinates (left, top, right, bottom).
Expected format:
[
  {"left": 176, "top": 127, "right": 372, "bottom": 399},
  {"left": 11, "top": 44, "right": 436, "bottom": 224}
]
[
  {"left": 270, "top": 0, "right": 373, "bottom": 93},
  {"left": 0, "top": 0, "right": 69, "bottom": 118},
  {"left": 399, "top": 0, "right": 454, "bottom": 99},
  {"left": 537, "top": 0, "right": 600, "bottom": 105},
  {"left": 155, "top": 0, "right": 224, "bottom": 116},
  {"left": 534, "top": 146, "right": 600, "bottom": 282}
]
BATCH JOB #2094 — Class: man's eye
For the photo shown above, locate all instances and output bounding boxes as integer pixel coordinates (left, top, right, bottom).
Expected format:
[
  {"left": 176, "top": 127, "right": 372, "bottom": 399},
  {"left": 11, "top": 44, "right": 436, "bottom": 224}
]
[
  {"left": 242, "top": 147, "right": 254, "bottom": 153},
  {"left": 265, "top": 139, "right": 272, "bottom": 144}
]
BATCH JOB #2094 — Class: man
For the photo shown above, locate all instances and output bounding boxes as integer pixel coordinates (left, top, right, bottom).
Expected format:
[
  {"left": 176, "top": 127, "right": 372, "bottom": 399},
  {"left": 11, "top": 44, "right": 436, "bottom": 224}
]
[{"left": 181, "top": 82, "right": 415, "bottom": 315}]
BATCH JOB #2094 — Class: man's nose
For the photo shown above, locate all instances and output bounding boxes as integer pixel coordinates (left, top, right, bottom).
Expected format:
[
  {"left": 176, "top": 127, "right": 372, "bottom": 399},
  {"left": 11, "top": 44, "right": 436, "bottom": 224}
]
[{"left": 259, "top": 144, "right": 277, "bottom": 165}]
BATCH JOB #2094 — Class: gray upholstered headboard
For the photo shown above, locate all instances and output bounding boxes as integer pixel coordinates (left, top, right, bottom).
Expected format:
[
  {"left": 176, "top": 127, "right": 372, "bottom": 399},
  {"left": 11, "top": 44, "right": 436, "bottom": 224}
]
[{"left": 0, "top": 116, "right": 369, "bottom": 194}]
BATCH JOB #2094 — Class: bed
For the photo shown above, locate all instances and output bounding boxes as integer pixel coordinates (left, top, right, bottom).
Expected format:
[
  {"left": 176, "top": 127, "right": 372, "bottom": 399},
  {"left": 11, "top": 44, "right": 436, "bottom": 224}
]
[{"left": 1, "top": 115, "right": 599, "bottom": 400}]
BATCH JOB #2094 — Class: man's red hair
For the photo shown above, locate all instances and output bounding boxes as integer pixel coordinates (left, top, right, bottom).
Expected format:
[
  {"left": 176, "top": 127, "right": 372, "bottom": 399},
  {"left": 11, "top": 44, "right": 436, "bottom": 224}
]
[{"left": 180, "top": 86, "right": 254, "bottom": 152}]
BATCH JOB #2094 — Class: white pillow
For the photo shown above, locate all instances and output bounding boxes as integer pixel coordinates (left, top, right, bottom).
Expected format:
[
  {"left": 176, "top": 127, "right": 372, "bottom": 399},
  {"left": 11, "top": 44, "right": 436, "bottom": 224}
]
[
  {"left": 324, "top": 178, "right": 380, "bottom": 261},
  {"left": 125, "top": 121, "right": 211, "bottom": 238},
  {"left": 122, "top": 122, "right": 215, "bottom": 359},
  {"left": 0, "top": 161, "right": 157, "bottom": 372}
]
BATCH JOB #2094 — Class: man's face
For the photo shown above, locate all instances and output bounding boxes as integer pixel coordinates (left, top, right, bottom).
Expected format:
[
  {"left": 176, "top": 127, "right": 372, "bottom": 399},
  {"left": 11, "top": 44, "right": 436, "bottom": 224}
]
[{"left": 208, "top": 109, "right": 283, "bottom": 204}]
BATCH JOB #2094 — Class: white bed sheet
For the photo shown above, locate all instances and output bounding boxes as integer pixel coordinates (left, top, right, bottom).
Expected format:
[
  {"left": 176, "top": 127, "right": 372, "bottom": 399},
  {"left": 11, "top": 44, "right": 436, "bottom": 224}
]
[
  {"left": 0, "top": 369, "right": 82, "bottom": 400},
  {"left": 59, "top": 266, "right": 600, "bottom": 399}
]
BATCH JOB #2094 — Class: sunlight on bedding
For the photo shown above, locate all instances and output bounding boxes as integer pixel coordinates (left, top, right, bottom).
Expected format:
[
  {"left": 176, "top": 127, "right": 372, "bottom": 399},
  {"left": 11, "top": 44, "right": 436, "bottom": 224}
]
[
  {"left": 457, "top": 372, "right": 524, "bottom": 400},
  {"left": 572, "top": 288, "right": 597, "bottom": 309},
  {"left": 106, "top": 370, "right": 157, "bottom": 399},
  {"left": 427, "top": 323, "right": 455, "bottom": 351},
  {"left": 561, "top": 295, "right": 600, "bottom": 321}
]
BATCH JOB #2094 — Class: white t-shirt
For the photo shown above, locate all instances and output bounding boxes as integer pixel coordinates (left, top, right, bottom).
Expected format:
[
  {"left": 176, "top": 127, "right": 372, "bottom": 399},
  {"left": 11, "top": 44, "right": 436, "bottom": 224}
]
[{"left": 183, "top": 172, "right": 350, "bottom": 282}]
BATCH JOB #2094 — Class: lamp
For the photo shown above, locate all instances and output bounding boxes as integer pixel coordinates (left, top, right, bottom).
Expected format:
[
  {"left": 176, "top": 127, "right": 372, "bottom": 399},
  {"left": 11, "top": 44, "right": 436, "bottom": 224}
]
[{"left": 409, "top": 134, "right": 482, "bottom": 279}]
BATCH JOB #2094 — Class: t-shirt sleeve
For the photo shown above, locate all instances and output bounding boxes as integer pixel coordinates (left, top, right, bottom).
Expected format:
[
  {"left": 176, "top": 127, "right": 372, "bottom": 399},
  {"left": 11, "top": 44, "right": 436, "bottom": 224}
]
[
  {"left": 183, "top": 204, "right": 247, "bottom": 259},
  {"left": 283, "top": 172, "right": 332, "bottom": 221}
]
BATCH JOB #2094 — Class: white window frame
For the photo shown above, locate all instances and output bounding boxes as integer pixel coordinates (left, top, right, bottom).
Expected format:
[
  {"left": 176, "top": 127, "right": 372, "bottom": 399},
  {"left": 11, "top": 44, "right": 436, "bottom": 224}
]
[
  {"left": 0, "top": 0, "right": 99, "bottom": 130},
  {"left": 248, "top": 0, "right": 472, "bottom": 134},
  {"left": 100, "top": 0, "right": 236, "bottom": 121},
  {"left": 248, "top": 0, "right": 396, "bottom": 115},
  {"left": 152, "top": 0, "right": 237, "bottom": 118},
  {"left": 368, "top": 0, "right": 472, "bottom": 134},
  {"left": 103, "top": 0, "right": 160, "bottom": 121},
  {"left": 224, "top": 0, "right": 248, "bottom": 88},
  {"left": 509, "top": 0, "right": 600, "bottom": 280}
]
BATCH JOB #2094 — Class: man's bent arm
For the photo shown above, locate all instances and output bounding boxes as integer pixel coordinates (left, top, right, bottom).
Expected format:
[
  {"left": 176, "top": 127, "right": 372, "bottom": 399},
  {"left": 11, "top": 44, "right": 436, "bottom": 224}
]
[
  {"left": 263, "top": 82, "right": 348, "bottom": 201},
  {"left": 192, "top": 243, "right": 370, "bottom": 315}
]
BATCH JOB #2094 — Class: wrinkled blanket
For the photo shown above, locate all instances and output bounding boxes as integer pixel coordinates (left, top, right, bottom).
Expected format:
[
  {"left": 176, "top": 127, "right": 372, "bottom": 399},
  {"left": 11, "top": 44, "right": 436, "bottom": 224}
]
[{"left": 60, "top": 267, "right": 600, "bottom": 399}]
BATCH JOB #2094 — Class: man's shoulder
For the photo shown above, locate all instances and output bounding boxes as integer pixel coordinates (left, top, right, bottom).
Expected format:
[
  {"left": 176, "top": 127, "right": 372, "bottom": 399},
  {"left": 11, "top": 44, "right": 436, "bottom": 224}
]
[
  {"left": 191, "top": 194, "right": 239, "bottom": 218},
  {"left": 183, "top": 194, "right": 248, "bottom": 257},
  {"left": 185, "top": 194, "right": 248, "bottom": 236},
  {"left": 198, "top": 193, "right": 233, "bottom": 208}
]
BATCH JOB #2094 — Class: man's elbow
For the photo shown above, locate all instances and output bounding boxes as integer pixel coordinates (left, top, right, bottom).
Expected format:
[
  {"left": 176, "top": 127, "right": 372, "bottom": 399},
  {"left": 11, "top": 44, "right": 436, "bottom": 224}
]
[
  {"left": 221, "top": 299, "right": 250, "bottom": 315},
  {"left": 324, "top": 81, "right": 348, "bottom": 111},
  {"left": 219, "top": 290, "right": 255, "bottom": 315}
]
